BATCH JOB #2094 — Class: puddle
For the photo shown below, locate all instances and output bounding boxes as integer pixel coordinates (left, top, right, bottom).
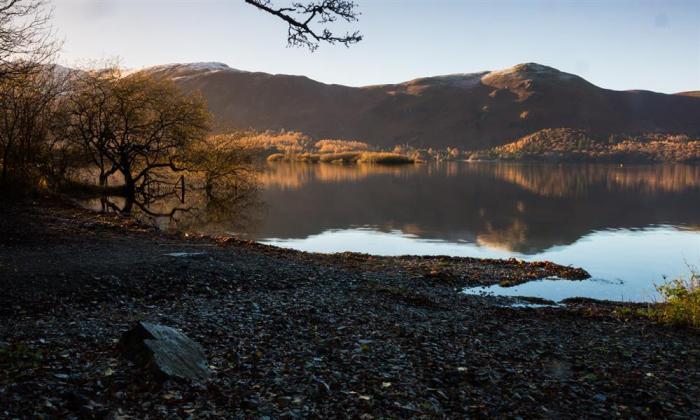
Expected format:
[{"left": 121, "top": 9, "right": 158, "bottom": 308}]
[
  {"left": 462, "top": 276, "right": 647, "bottom": 303},
  {"left": 501, "top": 302, "right": 562, "bottom": 309}
]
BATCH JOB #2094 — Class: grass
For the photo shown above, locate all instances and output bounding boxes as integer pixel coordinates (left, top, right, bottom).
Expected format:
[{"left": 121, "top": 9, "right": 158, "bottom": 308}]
[
  {"left": 267, "top": 151, "right": 416, "bottom": 165},
  {"left": 648, "top": 271, "right": 700, "bottom": 328},
  {"left": 317, "top": 151, "right": 415, "bottom": 165},
  {"left": 214, "top": 130, "right": 464, "bottom": 163},
  {"left": 315, "top": 139, "right": 370, "bottom": 153},
  {"left": 356, "top": 152, "right": 415, "bottom": 164},
  {"left": 319, "top": 152, "right": 362, "bottom": 163},
  {"left": 266, "top": 152, "right": 321, "bottom": 162}
]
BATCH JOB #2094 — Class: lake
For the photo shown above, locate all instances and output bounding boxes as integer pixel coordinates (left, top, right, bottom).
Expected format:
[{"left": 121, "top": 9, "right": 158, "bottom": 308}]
[
  {"left": 247, "top": 162, "right": 700, "bottom": 302},
  {"left": 91, "top": 161, "right": 700, "bottom": 303}
]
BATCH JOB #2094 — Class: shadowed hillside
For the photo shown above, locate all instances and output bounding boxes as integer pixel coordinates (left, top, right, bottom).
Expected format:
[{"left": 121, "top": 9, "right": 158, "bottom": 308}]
[{"left": 138, "top": 62, "right": 700, "bottom": 150}]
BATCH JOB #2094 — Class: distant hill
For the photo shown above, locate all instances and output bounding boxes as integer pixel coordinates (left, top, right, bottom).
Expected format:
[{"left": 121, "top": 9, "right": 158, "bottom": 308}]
[
  {"left": 676, "top": 91, "right": 700, "bottom": 98},
  {"left": 137, "top": 62, "right": 700, "bottom": 150},
  {"left": 471, "top": 128, "right": 700, "bottom": 163}
]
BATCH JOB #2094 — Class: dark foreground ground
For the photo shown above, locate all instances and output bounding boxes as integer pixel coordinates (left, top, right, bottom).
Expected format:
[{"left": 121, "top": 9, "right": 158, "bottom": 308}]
[{"left": 1, "top": 199, "right": 699, "bottom": 418}]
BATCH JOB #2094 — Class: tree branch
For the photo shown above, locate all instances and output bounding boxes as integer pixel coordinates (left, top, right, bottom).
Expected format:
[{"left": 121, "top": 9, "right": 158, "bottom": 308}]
[{"left": 243, "top": 0, "right": 361, "bottom": 51}]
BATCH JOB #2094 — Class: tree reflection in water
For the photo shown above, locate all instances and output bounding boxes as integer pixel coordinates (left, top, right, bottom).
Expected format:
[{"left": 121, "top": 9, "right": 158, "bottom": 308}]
[
  {"left": 89, "top": 171, "right": 263, "bottom": 236},
  {"left": 83, "top": 162, "right": 700, "bottom": 255}
]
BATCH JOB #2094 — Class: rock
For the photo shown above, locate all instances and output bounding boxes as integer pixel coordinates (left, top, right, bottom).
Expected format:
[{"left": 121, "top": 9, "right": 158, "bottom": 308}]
[
  {"left": 240, "top": 398, "right": 259, "bottom": 410},
  {"left": 312, "top": 376, "right": 331, "bottom": 399},
  {"left": 61, "top": 390, "right": 90, "bottom": 410},
  {"left": 119, "top": 321, "right": 211, "bottom": 382},
  {"left": 165, "top": 252, "right": 208, "bottom": 260}
]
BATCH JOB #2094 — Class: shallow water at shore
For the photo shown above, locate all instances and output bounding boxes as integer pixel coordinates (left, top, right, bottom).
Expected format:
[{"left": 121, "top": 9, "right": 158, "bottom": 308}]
[
  {"left": 250, "top": 162, "right": 700, "bottom": 302},
  {"left": 260, "top": 226, "right": 699, "bottom": 302},
  {"left": 85, "top": 162, "right": 700, "bottom": 302}
]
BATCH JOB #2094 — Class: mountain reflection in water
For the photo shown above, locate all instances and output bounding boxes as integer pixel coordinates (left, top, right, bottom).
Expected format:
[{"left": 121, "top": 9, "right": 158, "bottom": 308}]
[
  {"left": 246, "top": 162, "right": 700, "bottom": 302},
  {"left": 88, "top": 162, "right": 698, "bottom": 301},
  {"left": 252, "top": 162, "right": 700, "bottom": 254}
]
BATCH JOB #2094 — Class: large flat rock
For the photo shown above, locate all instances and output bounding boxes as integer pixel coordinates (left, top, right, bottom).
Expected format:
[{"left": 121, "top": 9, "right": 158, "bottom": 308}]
[{"left": 119, "top": 321, "right": 211, "bottom": 382}]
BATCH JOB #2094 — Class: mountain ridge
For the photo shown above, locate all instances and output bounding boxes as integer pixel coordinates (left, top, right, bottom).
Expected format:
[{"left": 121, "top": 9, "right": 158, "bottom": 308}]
[{"left": 134, "top": 62, "right": 700, "bottom": 150}]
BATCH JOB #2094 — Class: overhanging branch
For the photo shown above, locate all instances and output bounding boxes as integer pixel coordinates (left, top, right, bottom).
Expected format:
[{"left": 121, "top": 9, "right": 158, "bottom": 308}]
[{"left": 243, "top": 0, "right": 362, "bottom": 51}]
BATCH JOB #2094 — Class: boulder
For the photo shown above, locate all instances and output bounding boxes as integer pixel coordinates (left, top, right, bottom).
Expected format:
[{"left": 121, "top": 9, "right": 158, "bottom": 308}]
[{"left": 119, "top": 321, "right": 211, "bottom": 382}]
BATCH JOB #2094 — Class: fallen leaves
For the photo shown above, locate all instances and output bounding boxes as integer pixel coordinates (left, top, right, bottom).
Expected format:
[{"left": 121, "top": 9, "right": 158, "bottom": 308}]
[{"left": 1, "top": 200, "right": 699, "bottom": 417}]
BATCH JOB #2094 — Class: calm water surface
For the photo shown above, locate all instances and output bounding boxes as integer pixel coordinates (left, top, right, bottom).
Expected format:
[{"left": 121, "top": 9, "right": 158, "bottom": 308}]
[
  {"left": 92, "top": 162, "right": 700, "bottom": 302},
  {"left": 246, "top": 162, "right": 700, "bottom": 302}
]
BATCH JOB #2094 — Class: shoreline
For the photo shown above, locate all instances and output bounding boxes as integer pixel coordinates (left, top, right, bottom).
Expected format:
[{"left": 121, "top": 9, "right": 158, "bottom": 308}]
[
  {"left": 0, "top": 197, "right": 591, "bottom": 309},
  {"left": 1, "top": 198, "right": 699, "bottom": 417}
]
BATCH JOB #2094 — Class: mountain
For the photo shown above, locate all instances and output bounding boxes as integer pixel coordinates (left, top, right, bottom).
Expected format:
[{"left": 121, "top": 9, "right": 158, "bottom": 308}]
[{"left": 138, "top": 62, "right": 700, "bottom": 150}]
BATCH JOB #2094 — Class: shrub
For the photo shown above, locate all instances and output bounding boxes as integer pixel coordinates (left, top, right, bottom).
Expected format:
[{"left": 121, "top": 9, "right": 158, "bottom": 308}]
[
  {"left": 319, "top": 152, "right": 361, "bottom": 163},
  {"left": 266, "top": 153, "right": 286, "bottom": 162},
  {"left": 357, "top": 152, "right": 415, "bottom": 164},
  {"left": 315, "top": 139, "right": 370, "bottom": 153},
  {"left": 264, "top": 151, "right": 415, "bottom": 165},
  {"left": 649, "top": 270, "right": 700, "bottom": 328},
  {"left": 237, "top": 131, "right": 313, "bottom": 154},
  {"left": 296, "top": 152, "right": 321, "bottom": 163}
]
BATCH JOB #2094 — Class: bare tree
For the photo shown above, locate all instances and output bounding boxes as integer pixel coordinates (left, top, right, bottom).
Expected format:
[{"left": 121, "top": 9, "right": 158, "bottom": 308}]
[
  {"left": 62, "top": 67, "right": 121, "bottom": 187},
  {"left": 0, "top": 0, "right": 57, "bottom": 77},
  {"left": 0, "top": 64, "right": 66, "bottom": 188},
  {"left": 65, "top": 71, "right": 210, "bottom": 210},
  {"left": 187, "top": 132, "right": 259, "bottom": 198},
  {"left": 0, "top": 0, "right": 61, "bottom": 191},
  {"left": 244, "top": 0, "right": 361, "bottom": 51}
]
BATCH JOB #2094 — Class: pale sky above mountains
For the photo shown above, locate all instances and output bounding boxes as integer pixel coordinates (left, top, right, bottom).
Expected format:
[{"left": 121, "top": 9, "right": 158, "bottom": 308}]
[{"left": 53, "top": 0, "right": 699, "bottom": 93}]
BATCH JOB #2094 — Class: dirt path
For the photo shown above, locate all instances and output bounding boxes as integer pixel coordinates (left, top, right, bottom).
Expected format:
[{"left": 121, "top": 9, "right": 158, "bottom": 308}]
[{"left": 1, "top": 199, "right": 699, "bottom": 418}]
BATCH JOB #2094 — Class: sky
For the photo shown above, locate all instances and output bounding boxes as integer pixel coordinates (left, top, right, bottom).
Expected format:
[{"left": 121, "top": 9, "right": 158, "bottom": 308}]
[{"left": 52, "top": 0, "right": 700, "bottom": 93}]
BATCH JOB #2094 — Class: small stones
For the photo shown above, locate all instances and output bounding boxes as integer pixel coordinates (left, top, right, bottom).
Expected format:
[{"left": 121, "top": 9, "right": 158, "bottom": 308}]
[
  {"left": 4, "top": 201, "right": 700, "bottom": 418},
  {"left": 593, "top": 393, "right": 608, "bottom": 403}
]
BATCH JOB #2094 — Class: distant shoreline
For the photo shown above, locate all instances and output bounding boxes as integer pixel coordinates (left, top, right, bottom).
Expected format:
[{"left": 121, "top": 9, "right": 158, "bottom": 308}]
[{"left": 223, "top": 129, "right": 700, "bottom": 166}]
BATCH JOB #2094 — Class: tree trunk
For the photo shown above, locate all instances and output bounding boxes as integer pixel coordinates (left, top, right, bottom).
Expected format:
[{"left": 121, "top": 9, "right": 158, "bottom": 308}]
[
  {"left": 124, "top": 174, "right": 135, "bottom": 205},
  {"left": 121, "top": 163, "right": 136, "bottom": 214},
  {"left": 1, "top": 139, "right": 12, "bottom": 188},
  {"left": 122, "top": 196, "right": 134, "bottom": 213},
  {"left": 1, "top": 151, "right": 8, "bottom": 188},
  {"left": 98, "top": 156, "right": 108, "bottom": 188}
]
